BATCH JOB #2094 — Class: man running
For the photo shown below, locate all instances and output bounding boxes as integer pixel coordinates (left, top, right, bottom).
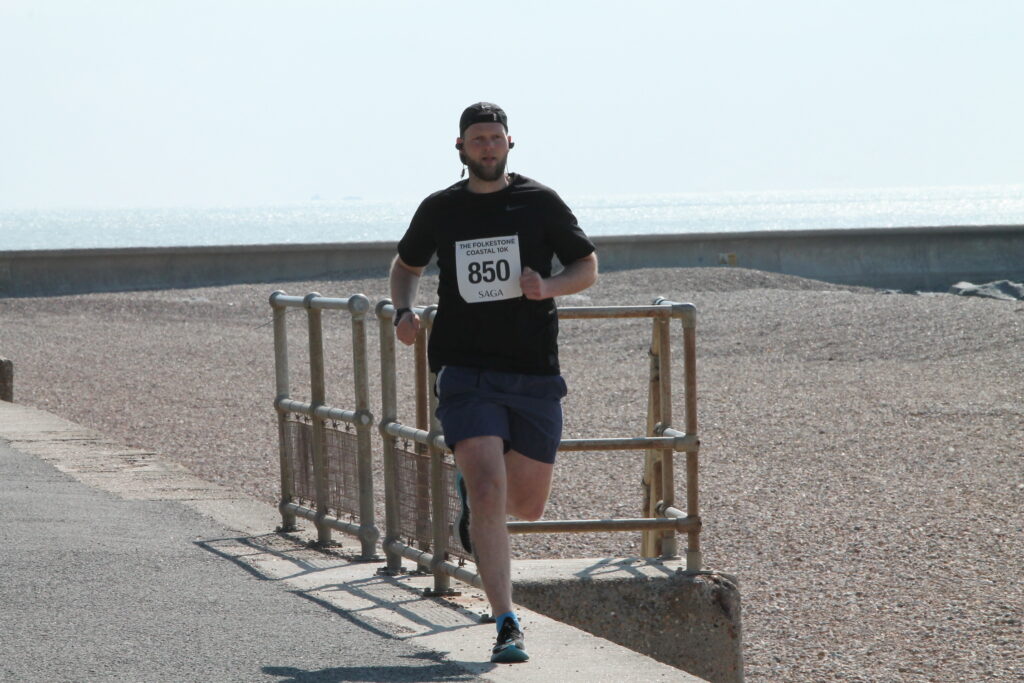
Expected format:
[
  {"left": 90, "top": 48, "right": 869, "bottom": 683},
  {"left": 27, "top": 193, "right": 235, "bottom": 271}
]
[{"left": 389, "top": 101, "right": 598, "bottom": 663}]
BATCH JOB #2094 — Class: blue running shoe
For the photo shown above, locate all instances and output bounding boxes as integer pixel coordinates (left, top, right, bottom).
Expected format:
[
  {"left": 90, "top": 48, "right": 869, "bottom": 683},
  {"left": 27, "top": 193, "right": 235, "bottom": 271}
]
[
  {"left": 491, "top": 619, "right": 529, "bottom": 663},
  {"left": 455, "top": 470, "right": 472, "bottom": 554}
]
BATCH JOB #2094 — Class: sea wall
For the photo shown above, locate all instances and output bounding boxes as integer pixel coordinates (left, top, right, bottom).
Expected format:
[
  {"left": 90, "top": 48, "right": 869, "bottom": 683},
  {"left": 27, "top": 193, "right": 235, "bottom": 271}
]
[{"left": 2, "top": 225, "right": 1022, "bottom": 297}]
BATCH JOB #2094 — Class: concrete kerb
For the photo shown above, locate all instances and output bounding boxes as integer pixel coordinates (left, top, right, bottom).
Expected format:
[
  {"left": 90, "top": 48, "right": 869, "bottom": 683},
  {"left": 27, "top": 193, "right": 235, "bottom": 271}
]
[{"left": 0, "top": 400, "right": 706, "bottom": 682}]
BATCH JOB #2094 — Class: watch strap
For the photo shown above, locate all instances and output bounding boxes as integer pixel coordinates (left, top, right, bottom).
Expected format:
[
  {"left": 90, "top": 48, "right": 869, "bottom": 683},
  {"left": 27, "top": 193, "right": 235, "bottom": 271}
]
[{"left": 394, "top": 307, "right": 412, "bottom": 326}]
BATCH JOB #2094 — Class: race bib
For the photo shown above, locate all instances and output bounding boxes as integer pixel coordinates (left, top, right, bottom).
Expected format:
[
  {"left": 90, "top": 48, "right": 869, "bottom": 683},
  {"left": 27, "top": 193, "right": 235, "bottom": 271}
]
[{"left": 454, "top": 235, "right": 523, "bottom": 303}]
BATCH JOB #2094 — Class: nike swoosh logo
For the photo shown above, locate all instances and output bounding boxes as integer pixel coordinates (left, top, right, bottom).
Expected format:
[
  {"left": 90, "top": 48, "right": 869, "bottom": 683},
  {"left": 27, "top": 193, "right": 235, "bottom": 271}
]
[{"left": 505, "top": 205, "right": 527, "bottom": 211}]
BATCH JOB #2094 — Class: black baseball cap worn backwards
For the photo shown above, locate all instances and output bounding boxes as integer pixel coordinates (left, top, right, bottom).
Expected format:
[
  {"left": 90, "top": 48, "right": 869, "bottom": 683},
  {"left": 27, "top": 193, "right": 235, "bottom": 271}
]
[{"left": 459, "top": 102, "right": 508, "bottom": 137}]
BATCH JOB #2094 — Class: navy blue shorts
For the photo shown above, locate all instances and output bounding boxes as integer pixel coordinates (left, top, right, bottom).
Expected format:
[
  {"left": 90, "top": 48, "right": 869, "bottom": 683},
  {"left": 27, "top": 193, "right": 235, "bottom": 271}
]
[{"left": 434, "top": 366, "right": 567, "bottom": 464}]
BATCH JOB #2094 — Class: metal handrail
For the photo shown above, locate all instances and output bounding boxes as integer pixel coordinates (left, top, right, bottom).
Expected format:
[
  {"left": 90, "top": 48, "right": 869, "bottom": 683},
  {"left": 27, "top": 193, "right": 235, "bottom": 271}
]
[
  {"left": 269, "top": 290, "right": 379, "bottom": 560},
  {"left": 373, "top": 295, "right": 702, "bottom": 594}
]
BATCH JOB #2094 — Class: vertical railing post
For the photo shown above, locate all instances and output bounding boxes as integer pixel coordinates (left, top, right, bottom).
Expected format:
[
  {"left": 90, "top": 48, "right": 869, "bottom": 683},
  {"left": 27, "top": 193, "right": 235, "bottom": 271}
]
[
  {"left": 305, "top": 293, "right": 331, "bottom": 546},
  {"left": 657, "top": 309, "right": 677, "bottom": 559},
  {"left": 376, "top": 300, "right": 403, "bottom": 574},
  {"left": 349, "top": 294, "right": 380, "bottom": 559},
  {"left": 643, "top": 317, "right": 662, "bottom": 558},
  {"left": 413, "top": 321, "right": 432, "bottom": 570},
  {"left": 415, "top": 330, "right": 429, "bottom": 434},
  {"left": 423, "top": 307, "right": 452, "bottom": 595},
  {"left": 270, "top": 292, "right": 297, "bottom": 531},
  {"left": 681, "top": 304, "right": 702, "bottom": 572}
]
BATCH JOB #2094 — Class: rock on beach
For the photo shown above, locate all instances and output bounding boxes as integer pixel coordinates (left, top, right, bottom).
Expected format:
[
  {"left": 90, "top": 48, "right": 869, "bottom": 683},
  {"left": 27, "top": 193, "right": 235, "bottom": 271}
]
[{"left": 949, "top": 279, "right": 1024, "bottom": 301}]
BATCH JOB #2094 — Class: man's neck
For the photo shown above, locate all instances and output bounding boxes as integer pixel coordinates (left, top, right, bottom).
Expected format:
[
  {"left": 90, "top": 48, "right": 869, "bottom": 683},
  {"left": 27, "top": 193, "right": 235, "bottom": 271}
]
[{"left": 466, "top": 172, "right": 512, "bottom": 194}]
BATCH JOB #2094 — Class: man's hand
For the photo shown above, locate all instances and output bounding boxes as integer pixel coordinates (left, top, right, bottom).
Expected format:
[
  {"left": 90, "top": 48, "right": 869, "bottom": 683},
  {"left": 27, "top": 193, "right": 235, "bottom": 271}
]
[
  {"left": 521, "top": 254, "right": 598, "bottom": 301},
  {"left": 520, "top": 266, "right": 548, "bottom": 300},
  {"left": 395, "top": 311, "right": 421, "bottom": 346},
  {"left": 389, "top": 255, "right": 425, "bottom": 345}
]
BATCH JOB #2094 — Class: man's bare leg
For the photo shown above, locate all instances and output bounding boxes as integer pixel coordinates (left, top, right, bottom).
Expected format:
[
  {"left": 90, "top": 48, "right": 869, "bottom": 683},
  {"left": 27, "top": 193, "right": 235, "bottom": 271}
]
[
  {"left": 454, "top": 439, "right": 556, "bottom": 616},
  {"left": 454, "top": 435, "right": 514, "bottom": 616},
  {"left": 504, "top": 450, "right": 554, "bottom": 522}
]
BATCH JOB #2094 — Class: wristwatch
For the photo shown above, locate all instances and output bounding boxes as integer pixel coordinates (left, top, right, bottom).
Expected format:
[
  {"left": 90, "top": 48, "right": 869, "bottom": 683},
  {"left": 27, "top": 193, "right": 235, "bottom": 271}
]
[{"left": 394, "top": 307, "right": 412, "bottom": 326}]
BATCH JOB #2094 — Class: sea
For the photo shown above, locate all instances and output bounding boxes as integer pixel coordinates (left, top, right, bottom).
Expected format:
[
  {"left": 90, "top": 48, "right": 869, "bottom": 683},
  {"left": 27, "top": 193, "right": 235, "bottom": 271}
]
[{"left": 2, "top": 185, "right": 1023, "bottom": 252}]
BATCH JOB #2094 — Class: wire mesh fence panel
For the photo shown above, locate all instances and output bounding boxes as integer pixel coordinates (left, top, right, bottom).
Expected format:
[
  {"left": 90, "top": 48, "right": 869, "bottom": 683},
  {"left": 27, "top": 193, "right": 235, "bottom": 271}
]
[
  {"left": 394, "top": 445, "right": 432, "bottom": 545},
  {"left": 324, "top": 424, "right": 360, "bottom": 518},
  {"left": 440, "top": 460, "right": 468, "bottom": 561},
  {"left": 283, "top": 417, "right": 314, "bottom": 504},
  {"left": 284, "top": 418, "right": 312, "bottom": 502},
  {"left": 392, "top": 445, "right": 469, "bottom": 560}
]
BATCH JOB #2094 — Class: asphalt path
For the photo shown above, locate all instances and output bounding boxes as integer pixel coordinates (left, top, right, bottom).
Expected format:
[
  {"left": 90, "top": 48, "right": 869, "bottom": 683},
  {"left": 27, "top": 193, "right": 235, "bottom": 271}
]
[{"left": 0, "top": 441, "right": 477, "bottom": 683}]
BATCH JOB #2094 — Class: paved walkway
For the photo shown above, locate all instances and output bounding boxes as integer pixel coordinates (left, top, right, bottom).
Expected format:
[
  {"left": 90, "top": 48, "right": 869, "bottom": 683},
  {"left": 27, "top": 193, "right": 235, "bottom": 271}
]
[{"left": 0, "top": 401, "right": 698, "bottom": 682}]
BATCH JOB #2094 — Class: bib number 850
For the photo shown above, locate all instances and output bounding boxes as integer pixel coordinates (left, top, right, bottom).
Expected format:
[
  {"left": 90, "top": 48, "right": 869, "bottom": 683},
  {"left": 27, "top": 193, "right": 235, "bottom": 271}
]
[{"left": 467, "top": 259, "right": 511, "bottom": 284}]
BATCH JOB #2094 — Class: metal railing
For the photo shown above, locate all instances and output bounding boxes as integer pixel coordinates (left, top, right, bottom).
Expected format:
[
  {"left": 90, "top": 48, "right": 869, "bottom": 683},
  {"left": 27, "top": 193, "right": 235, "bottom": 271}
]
[
  {"left": 270, "top": 291, "right": 701, "bottom": 591},
  {"left": 374, "top": 297, "right": 701, "bottom": 596},
  {"left": 269, "top": 291, "right": 379, "bottom": 559}
]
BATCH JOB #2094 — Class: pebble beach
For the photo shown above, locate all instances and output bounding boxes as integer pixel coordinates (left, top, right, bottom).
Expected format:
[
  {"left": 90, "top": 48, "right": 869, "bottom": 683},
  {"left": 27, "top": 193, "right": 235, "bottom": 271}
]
[{"left": 1, "top": 266, "right": 1021, "bottom": 682}]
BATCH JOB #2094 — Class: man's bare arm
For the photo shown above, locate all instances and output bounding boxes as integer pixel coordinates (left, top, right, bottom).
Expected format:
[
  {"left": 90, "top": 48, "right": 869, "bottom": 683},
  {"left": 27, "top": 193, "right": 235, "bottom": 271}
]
[
  {"left": 389, "top": 256, "right": 425, "bottom": 345},
  {"left": 520, "top": 252, "right": 598, "bottom": 301}
]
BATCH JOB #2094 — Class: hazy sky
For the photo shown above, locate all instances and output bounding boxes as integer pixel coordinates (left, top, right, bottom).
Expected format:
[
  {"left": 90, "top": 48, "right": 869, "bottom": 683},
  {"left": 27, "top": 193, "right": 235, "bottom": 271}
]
[{"left": 2, "top": 1, "right": 1022, "bottom": 209}]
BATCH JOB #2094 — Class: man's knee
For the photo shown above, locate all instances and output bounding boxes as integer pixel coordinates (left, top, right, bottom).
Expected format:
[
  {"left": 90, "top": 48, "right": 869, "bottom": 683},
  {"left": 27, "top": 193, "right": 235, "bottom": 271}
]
[
  {"left": 503, "top": 450, "right": 553, "bottom": 522},
  {"left": 510, "top": 496, "right": 546, "bottom": 522},
  {"left": 507, "top": 481, "right": 548, "bottom": 521},
  {"left": 455, "top": 436, "right": 506, "bottom": 514}
]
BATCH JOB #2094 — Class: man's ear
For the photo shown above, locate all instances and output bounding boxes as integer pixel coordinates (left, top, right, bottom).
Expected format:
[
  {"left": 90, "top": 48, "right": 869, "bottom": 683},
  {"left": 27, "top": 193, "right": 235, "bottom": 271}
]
[{"left": 455, "top": 138, "right": 463, "bottom": 150}]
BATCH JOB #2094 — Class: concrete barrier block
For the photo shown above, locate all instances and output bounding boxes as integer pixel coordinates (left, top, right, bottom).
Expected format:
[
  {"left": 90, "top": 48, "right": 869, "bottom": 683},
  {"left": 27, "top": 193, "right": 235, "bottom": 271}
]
[{"left": 512, "top": 558, "right": 743, "bottom": 683}]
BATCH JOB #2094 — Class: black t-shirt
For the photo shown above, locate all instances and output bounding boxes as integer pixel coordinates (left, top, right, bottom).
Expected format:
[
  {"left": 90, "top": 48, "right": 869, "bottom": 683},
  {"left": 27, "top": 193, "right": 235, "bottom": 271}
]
[{"left": 398, "top": 174, "right": 595, "bottom": 375}]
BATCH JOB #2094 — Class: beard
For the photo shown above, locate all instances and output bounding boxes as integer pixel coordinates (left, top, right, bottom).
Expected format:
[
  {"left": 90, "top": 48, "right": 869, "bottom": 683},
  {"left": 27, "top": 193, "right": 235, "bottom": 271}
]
[{"left": 461, "top": 151, "right": 508, "bottom": 182}]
